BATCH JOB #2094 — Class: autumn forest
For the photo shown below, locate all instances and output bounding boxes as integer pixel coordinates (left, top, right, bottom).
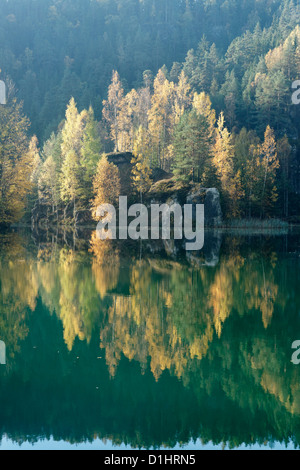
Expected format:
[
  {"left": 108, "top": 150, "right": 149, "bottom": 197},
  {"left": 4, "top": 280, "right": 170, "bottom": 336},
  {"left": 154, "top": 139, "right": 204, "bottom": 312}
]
[
  {"left": 1, "top": 0, "right": 300, "bottom": 452},
  {"left": 1, "top": 0, "right": 300, "bottom": 228}
]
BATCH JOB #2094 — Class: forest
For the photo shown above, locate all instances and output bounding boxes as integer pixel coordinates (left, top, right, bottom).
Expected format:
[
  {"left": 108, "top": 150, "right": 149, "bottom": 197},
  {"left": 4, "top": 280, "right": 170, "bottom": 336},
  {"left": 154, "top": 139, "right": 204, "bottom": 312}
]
[{"left": 1, "top": 0, "right": 300, "bottom": 227}]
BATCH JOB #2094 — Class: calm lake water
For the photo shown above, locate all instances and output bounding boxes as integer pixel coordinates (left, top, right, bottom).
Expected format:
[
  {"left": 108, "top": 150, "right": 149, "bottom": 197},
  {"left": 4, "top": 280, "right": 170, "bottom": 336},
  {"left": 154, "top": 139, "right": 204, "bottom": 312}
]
[{"left": 0, "top": 229, "right": 300, "bottom": 450}]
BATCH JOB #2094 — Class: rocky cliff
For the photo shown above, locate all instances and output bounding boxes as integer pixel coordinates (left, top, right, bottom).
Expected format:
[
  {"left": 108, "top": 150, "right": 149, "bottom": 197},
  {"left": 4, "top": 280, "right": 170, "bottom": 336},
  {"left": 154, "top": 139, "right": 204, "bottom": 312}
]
[
  {"left": 148, "top": 179, "right": 223, "bottom": 227},
  {"left": 31, "top": 158, "right": 223, "bottom": 232}
]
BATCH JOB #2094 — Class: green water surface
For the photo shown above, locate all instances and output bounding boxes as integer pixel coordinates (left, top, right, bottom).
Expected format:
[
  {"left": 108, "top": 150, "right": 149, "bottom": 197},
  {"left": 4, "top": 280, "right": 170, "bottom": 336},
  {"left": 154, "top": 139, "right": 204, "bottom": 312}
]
[{"left": 0, "top": 230, "right": 299, "bottom": 450}]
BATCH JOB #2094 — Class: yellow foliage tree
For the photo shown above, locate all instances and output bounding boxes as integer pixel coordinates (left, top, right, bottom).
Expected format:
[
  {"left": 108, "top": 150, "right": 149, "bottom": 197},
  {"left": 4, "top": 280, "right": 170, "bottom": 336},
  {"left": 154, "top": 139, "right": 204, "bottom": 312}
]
[
  {"left": 193, "top": 91, "right": 216, "bottom": 140},
  {"left": 102, "top": 71, "right": 124, "bottom": 152},
  {"left": 131, "top": 126, "right": 152, "bottom": 201},
  {"left": 213, "top": 113, "right": 244, "bottom": 217},
  {"left": 91, "top": 155, "right": 121, "bottom": 219},
  {"left": 0, "top": 99, "right": 36, "bottom": 227}
]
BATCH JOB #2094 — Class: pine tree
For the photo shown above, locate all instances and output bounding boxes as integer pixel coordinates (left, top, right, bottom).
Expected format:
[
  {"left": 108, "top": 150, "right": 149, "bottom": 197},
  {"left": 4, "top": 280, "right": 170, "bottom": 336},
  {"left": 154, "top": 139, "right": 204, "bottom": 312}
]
[
  {"left": 60, "top": 98, "right": 87, "bottom": 218},
  {"left": 61, "top": 97, "right": 86, "bottom": 158},
  {"left": 91, "top": 155, "right": 121, "bottom": 220},
  {"left": 27, "top": 135, "right": 42, "bottom": 214},
  {"left": 183, "top": 49, "right": 198, "bottom": 88},
  {"left": 148, "top": 69, "right": 175, "bottom": 169},
  {"left": 60, "top": 150, "right": 83, "bottom": 220},
  {"left": 38, "top": 156, "right": 59, "bottom": 213},
  {"left": 117, "top": 89, "right": 139, "bottom": 152},
  {"left": 255, "top": 70, "right": 289, "bottom": 135},
  {"left": 81, "top": 106, "right": 102, "bottom": 199},
  {"left": 192, "top": 91, "right": 216, "bottom": 140},
  {"left": 0, "top": 99, "right": 34, "bottom": 227},
  {"left": 233, "top": 128, "right": 261, "bottom": 217},
  {"left": 42, "top": 131, "right": 63, "bottom": 169},
  {"left": 173, "top": 71, "right": 191, "bottom": 125},
  {"left": 102, "top": 71, "right": 124, "bottom": 152},
  {"left": 213, "top": 113, "right": 244, "bottom": 217},
  {"left": 245, "top": 143, "right": 261, "bottom": 218},
  {"left": 131, "top": 126, "right": 152, "bottom": 202},
  {"left": 259, "top": 126, "right": 280, "bottom": 217},
  {"left": 277, "top": 135, "right": 292, "bottom": 218},
  {"left": 220, "top": 70, "right": 239, "bottom": 129},
  {"left": 213, "top": 113, "right": 234, "bottom": 189},
  {"left": 173, "top": 110, "right": 212, "bottom": 182}
]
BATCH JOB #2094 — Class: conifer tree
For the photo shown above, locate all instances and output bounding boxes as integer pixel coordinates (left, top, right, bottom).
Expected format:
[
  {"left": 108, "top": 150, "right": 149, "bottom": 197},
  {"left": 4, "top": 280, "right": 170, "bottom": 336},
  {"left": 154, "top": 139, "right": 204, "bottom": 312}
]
[
  {"left": 61, "top": 97, "right": 86, "bottom": 158},
  {"left": 102, "top": 71, "right": 124, "bottom": 152},
  {"left": 60, "top": 98, "right": 87, "bottom": 218},
  {"left": 221, "top": 70, "right": 239, "bottom": 129},
  {"left": 60, "top": 150, "right": 83, "bottom": 219},
  {"left": 81, "top": 106, "right": 102, "bottom": 198},
  {"left": 277, "top": 135, "right": 292, "bottom": 218},
  {"left": 213, "top": 113, "right": 244, "bottom": 217},
  {"left": 27, "top": 135, "right": 42, "bottom": 213},
  {"left": 233, "top": 128, "right": 261, "bottom": 217},
  {"left": 173, "top": 110, "right": 212, "bottom": 182},
  {"left": 131, "top": 126, "right": 152, "bottom": 202},
  {"left": 0, "top": 99, "right": 34, "bottom": 227},
  {"left": 117, "top": 89, "right": 139, "bottom": 152},
  {"left": 173, "top": 71, "right": 191, "bottom": 124},
  {"left": 38, "top": 156, "right": 59, "bottom": 213},
  {"left": 192, "top": 91, "right": 216, "bottom": 140},
  {"left": 148, "top": 69, "right": 175, "bottom": 169},
  {"left": 91, "top": 155, "right": 121, "bottom": 220},
  {"left": 259, "top": 126, "right": 280, "bottom": 217},
  {"left": 213, "top": 113, "right": 234, "bottom": 190}
]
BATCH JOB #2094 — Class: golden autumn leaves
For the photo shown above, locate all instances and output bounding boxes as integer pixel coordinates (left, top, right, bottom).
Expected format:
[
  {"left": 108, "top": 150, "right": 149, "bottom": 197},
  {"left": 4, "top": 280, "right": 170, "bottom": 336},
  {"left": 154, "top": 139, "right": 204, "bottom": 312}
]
[
  {"left": 0, "top": 100, "right": 38, "bottom": 227},
  {"left": 102, "top": 69, "right": 283, "bottom": 219},
  {"left": 0, "top": 232, "right": 284, "bottom": 380},
  {"left": 0, "top": 67, "right": 286, "bottom": 228}
]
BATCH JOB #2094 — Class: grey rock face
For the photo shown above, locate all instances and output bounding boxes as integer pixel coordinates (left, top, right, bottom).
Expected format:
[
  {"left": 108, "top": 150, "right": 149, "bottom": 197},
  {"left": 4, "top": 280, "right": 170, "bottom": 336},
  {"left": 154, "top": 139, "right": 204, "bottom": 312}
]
[
  {"left": 147, "top": 188, "right": 222, "bottom": 264},
  {"left": 150, "top": 186, "right": 222, "bottom": 227},
  {"left": 186, "top": 188, "right": 222, "bottom": 227}
]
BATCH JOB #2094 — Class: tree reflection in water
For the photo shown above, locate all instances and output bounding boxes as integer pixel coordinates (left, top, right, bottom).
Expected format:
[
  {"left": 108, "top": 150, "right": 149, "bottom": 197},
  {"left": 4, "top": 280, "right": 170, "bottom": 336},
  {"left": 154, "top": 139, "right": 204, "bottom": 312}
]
[{"left": 0, "top": 231, "right": 299, "bottom": 449}]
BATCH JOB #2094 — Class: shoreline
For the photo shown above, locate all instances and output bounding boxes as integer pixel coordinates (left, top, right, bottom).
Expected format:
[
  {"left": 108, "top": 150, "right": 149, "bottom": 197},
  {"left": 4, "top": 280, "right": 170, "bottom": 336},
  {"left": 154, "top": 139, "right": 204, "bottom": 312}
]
[{"left": 2, "top": 219, "right": 299, "bottom": 237}]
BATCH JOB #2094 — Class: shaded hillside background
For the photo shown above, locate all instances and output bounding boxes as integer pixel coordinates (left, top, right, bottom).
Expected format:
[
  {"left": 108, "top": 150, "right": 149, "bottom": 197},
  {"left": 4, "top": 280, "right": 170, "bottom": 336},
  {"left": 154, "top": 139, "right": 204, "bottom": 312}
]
[{"left": 0, "top": 0, "right": 299, "bottom": 141}]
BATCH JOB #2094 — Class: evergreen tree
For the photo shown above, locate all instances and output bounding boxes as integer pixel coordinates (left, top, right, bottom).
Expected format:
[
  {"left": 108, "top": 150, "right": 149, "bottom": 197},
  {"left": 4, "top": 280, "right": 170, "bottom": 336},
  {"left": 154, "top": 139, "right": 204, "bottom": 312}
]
[
  {"left": 173, "top": 110, "right": 212, "bottom": 182},
  {"left": 91, "top": 155, "right": 121, "bottom": 220},
  {"left": 277, "top": 135, "right": 292, "bottom": 218},
  {"left": 60, "top": 150, "right": 83, "bottom": 220},
  {"left": 61, "top": 98, "right": 86, "bottom": 158},
  {"left": 258, "top": 126, "right": 280, "bottom": 217},
  {"left": 27, "top": 135, "right": 42, "bottom": 214},
  {"left": 0, "top": 99, "right": 34, "bottom": 227},
  {"left": 233, "top": 128, "right": 261, "bottom": 217},
  {"left": 213, "top": 113, "right": 244, "bottom": 217},
  {"left": 60, "top": 98, "right": 87, "bottom": 218},
  {"left": 192, "top": 91, "right": 216, "bottom": 140},
  {"left": 81, "top": 106, "right": 102, "bottom": 198},
  {"left": 131, "top": 126, "right": 152, "bottom": 202},
  {"left": 148, "top": 69, "right": 175, "bottom": 169},
  {"left": 38, "top": 156, "right": 59, "bottom": 213},
  {"left": 102, "top": 71, "right": 124, "bottom": 152}
]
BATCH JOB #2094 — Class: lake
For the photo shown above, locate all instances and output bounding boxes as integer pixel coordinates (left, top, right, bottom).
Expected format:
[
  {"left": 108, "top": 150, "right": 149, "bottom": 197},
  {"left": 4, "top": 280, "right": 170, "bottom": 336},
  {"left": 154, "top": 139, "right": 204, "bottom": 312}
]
[{"left": 0, "top": 229, "right": 300, "bottom": 450}]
